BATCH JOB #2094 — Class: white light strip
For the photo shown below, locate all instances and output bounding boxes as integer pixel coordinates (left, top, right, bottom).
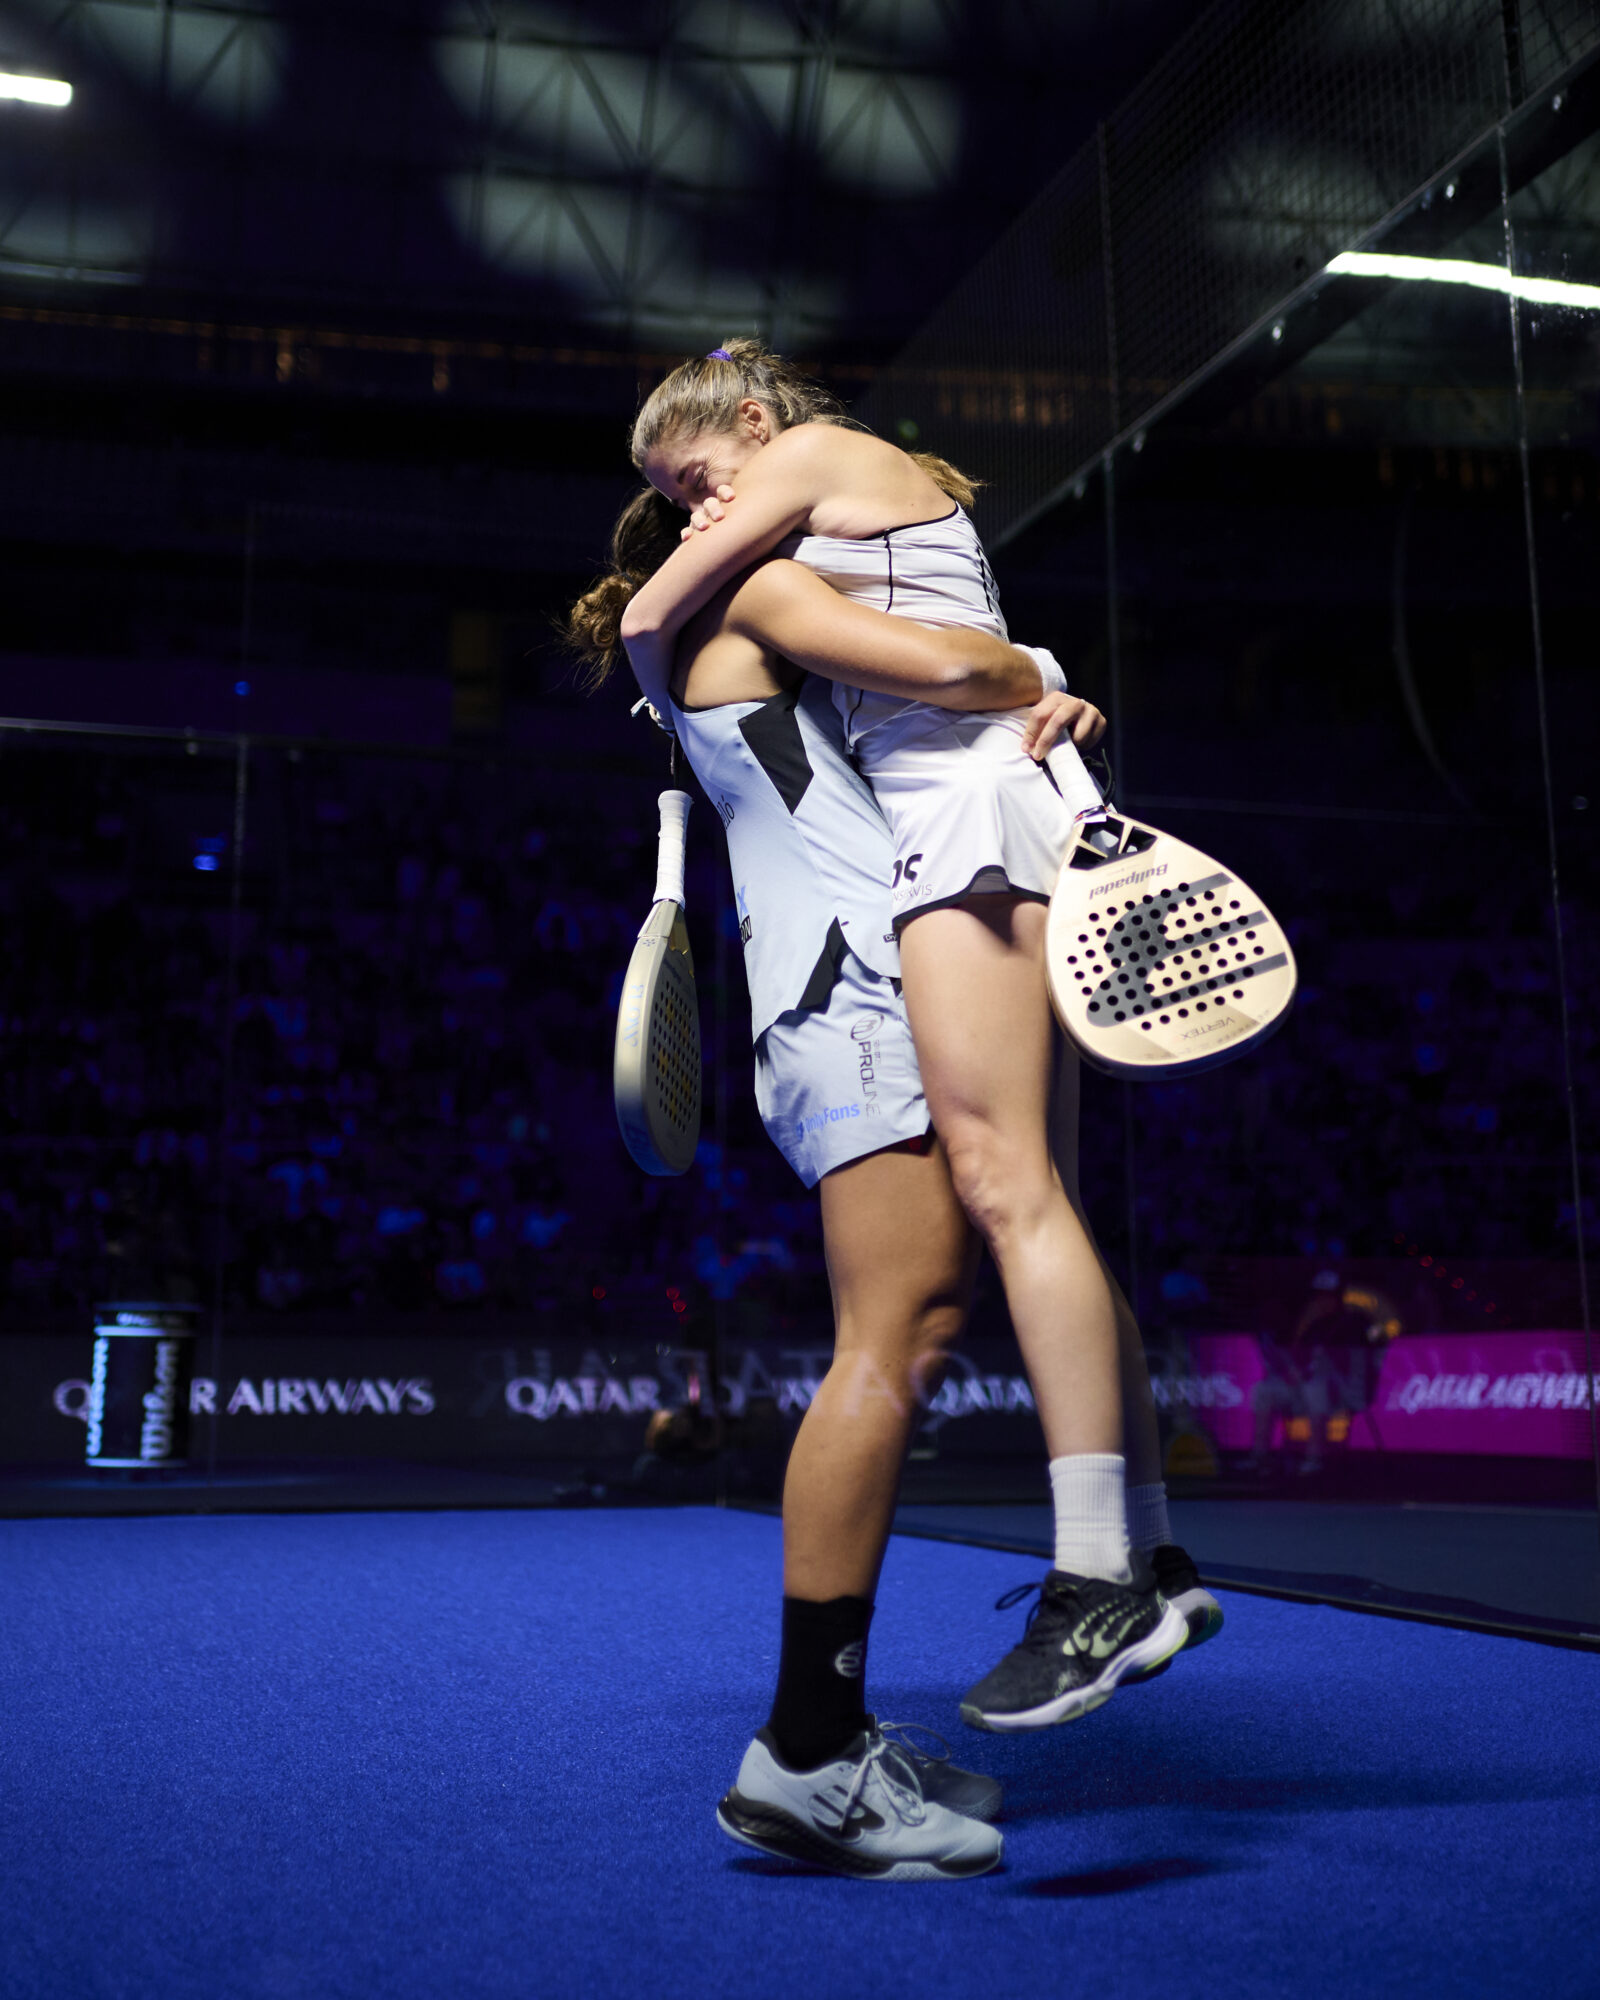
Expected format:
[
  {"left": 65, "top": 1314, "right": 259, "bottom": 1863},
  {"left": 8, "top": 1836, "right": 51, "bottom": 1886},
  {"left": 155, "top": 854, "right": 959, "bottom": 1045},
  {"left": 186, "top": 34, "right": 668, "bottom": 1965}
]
[
  {"left": 1327, "top": 250, "right": 1600, "bottom": 312},
  {"left": 0, "top": 71, "right": 72, "bottom": 107}
]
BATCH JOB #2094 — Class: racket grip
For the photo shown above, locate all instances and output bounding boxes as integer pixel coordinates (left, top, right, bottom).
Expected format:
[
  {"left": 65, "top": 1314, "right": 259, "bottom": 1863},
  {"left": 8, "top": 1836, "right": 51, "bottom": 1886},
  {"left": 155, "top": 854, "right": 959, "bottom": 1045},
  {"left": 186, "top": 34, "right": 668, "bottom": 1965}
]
[{"left": 653, "top": 790, "right": 692, "bottom": 908}]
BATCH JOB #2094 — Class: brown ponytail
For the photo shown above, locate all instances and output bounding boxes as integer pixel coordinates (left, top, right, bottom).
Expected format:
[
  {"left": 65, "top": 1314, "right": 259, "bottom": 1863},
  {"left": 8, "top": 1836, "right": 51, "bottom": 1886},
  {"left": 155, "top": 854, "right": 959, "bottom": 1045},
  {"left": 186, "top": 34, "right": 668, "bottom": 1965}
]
[
  {"left": 562, "top": 487, "right": 684, "bottom": 689},
  {"left": 909, "top": 452, "right": 981, "bottom": 510}
]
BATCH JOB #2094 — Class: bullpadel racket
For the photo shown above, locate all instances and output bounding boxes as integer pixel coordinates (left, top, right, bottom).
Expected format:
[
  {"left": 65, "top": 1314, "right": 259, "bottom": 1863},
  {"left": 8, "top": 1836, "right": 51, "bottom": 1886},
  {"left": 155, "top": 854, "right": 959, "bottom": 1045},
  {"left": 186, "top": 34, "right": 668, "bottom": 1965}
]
[
  {"left": 1046, "top": 810, "right": 1297, "bottom": 1080},
  {"left": 614, "top": 790, "right": 701, "bottom": 1175}
]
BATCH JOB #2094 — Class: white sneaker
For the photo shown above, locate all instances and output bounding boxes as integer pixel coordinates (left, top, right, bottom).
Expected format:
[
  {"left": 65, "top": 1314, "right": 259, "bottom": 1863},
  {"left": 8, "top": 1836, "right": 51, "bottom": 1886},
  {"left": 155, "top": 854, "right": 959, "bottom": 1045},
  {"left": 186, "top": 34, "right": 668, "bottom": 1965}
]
[
  {"left": 716, "top": 1726, "right": 1003, "bottom": 1880},
  {"left": 877, "top": 1719, "right": 1003, "bottom": 1822}
]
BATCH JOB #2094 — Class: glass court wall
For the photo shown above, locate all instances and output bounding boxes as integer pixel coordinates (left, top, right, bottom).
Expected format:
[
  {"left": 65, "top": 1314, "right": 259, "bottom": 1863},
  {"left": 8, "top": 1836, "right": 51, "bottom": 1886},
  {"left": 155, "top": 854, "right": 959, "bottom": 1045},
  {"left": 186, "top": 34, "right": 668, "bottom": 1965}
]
[{"left": 861, "top": 0, "right": 1600, "bottom": 1640}]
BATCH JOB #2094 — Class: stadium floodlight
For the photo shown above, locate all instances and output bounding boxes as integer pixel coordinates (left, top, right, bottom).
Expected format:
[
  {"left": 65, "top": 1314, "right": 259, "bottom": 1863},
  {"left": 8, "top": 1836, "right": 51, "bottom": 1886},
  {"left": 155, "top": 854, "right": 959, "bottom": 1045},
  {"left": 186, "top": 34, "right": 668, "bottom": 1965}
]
[
  {"left": 1327, "top": 250, "right": 1600, "bottom": 312},
  {"left": 0, "top": 72, "right": 72, "bottom": 108}
]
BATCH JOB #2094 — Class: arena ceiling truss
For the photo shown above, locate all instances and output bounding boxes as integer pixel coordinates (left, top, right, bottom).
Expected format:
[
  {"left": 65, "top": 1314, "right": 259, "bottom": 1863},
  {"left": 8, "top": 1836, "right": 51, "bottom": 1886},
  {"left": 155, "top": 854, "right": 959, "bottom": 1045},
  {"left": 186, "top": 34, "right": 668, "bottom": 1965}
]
[{"left": 0, "top": 0, "right": 1208, "bottom": 352}]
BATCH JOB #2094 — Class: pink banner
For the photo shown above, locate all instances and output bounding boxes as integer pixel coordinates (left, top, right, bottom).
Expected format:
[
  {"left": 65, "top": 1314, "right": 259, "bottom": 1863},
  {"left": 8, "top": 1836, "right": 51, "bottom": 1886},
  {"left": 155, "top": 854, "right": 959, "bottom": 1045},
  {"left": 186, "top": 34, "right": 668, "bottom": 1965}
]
[
  {"left": 1153, "top": 1336, "right": 1264, "bottom": 1452},
  {"left": 1348, "top": 1331, "right": 1597, "bottom": 1458}
]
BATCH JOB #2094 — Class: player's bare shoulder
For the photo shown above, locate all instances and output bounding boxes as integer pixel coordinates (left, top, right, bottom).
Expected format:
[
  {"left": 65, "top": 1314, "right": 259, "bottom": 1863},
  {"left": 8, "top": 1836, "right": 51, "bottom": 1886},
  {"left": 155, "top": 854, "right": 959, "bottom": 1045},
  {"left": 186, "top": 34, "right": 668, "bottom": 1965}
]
[{"left": 786, "top": 426, "right": 951, "bottom": 537}]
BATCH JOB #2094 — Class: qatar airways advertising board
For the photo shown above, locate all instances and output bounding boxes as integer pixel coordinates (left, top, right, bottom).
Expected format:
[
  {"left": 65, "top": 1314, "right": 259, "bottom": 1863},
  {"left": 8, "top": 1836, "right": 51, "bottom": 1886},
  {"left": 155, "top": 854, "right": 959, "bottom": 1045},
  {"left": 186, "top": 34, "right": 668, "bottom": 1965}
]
[
  {"left": 1158, "top": 1330, "right": 1595, "bottom": 1460},
  {"left": 1347, "top": 1331, "right": 1596, "bottom": 1458}
]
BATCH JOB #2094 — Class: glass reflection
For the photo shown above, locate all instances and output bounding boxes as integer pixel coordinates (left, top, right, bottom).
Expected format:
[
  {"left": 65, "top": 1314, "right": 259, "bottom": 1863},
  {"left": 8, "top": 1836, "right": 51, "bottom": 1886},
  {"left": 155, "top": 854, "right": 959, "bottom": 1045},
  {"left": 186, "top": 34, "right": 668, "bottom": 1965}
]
[{"left": 1088, "top": 145, "right": 1597, "bottom": 1634}]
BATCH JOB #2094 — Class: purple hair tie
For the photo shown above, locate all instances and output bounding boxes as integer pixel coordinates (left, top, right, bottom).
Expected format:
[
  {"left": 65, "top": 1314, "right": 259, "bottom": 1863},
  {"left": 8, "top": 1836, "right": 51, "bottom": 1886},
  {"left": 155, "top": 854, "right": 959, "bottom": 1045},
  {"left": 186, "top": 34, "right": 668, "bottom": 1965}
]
[{"left": 705, "top": 347, "right": 732, "bottom": 360}]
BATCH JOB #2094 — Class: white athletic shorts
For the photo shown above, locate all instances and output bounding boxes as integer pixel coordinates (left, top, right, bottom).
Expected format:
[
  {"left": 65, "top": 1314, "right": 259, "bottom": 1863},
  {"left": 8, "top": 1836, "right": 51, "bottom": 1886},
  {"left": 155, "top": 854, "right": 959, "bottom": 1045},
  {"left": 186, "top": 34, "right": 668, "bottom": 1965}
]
[
  {"left": 753, "top": 947, "right": 931, "bottom": 1188},
  {"left": 857, "top": 706, "right": 1104, "bottom": 927}
]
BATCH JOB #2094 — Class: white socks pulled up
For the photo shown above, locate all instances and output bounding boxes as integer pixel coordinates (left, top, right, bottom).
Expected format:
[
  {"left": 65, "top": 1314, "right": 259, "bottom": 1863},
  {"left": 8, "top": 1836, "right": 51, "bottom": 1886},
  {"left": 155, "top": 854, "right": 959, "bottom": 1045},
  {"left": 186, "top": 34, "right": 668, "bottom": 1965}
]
[{"left": 1048, "top": 1452, "right": 1132, "bottom": 1583}]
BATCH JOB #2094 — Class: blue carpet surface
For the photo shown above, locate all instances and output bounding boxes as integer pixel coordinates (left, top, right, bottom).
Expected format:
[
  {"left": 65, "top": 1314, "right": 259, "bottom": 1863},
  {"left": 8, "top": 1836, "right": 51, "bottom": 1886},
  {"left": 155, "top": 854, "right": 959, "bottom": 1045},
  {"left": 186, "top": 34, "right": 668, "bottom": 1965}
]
[{"left": 2, "top": 1506, "right": 1597, "bottom": 2000}]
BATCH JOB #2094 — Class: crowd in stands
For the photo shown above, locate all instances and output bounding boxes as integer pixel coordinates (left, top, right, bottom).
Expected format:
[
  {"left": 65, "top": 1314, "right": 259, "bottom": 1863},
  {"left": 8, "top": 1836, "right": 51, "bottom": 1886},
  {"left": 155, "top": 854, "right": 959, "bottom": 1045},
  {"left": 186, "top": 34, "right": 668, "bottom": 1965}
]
[{"left": 0, "top": 740, "right": 1591, "bottom": 1335}]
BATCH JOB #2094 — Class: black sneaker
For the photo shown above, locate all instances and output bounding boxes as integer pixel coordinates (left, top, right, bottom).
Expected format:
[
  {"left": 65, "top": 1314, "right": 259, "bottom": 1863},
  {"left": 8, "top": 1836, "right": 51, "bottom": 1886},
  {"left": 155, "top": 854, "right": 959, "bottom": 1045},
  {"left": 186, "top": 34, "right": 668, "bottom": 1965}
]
[
  {"left": 1150, "top": 1543, "right": 1224, "bottom": 1648},
  {"left": 959, "top": 1550, "right": 1188, "bottom": 1732}
]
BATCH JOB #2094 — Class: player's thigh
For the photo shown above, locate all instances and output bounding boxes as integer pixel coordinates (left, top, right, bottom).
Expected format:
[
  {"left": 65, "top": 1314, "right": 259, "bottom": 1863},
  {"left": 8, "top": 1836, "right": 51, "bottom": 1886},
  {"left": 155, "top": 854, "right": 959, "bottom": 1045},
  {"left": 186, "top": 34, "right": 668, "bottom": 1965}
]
[
  {"left": 818, "top": 1136, "right": 976, "bottom": 1358},
  {"left": 896, "top": 897, "right": 1056, "bottom": 1147}
]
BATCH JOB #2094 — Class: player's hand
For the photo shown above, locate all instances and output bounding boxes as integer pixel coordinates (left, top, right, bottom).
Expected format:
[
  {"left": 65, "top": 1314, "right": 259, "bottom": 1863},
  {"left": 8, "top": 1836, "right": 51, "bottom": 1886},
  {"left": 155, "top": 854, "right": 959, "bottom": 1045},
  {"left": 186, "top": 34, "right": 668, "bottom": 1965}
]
[
  {"left": 1023, "top": 691, "right": 1106, "bottom": 762},
  {"left": 686, "top": 484, "right": 737, "bottom": 532}
]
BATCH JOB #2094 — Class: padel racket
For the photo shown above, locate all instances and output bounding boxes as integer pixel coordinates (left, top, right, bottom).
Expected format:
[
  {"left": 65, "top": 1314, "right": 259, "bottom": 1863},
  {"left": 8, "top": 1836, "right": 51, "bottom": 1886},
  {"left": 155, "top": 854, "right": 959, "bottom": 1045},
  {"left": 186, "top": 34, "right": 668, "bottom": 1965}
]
[
  {"left": 1046, "top": 809, "right": 1296, "bottom": 1080},
  {"left": 614, "top": 790, "right": 701, "bottom": 1175}
]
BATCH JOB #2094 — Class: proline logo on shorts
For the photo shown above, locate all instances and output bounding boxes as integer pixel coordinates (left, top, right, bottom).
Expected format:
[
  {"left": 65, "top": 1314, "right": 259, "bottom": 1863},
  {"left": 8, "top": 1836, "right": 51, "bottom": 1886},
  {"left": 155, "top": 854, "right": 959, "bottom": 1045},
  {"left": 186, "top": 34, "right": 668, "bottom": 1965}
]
[{"left": 850, "top": 1013, "right": 883, "bottom": 1115}]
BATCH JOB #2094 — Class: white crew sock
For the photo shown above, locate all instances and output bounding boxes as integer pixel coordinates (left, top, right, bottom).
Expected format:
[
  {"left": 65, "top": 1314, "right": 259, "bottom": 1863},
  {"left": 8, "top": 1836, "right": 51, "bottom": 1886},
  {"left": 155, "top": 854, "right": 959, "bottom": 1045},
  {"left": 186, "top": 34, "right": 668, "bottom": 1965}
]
[
  {"left": 1048, "top": 1452, "right": 1131, "bottom": 1582},
  {"left": 1126, "top": 1482, "right": 1173, "bottom": 1556}
]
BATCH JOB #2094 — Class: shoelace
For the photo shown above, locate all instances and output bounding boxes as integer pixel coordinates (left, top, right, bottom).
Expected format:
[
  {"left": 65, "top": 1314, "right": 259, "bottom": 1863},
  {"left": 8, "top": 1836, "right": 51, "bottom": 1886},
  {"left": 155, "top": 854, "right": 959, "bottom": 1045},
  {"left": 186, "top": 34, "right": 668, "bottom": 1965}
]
[
  {"left": 876, "top": 1719, "right": 954, "bottom": 1777},
  {"left": 830, "top": 1729, "right": 927, "bottom": 1832},
  {"left": 992, "top": 1576, "right": 1121, "bottom": 1659},
  {"left": 1000, "top": 1576, "right": 1048, "bottom": 1640}
]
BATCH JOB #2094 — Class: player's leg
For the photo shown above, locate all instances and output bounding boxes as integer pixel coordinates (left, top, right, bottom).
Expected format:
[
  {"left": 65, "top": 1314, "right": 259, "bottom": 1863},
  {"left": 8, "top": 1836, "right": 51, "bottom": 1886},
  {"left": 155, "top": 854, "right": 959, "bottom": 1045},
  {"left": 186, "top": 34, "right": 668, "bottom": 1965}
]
[
  {"left": 764, "top": 1137, "right": 974, "bottom": 1775},
  {"left": 783, "top": 1136, "right": 976, "bottom": 1600},
  {"left": 719, "top": 1136, "right": 1003, "bottom": 1878},
  {"left": 1048, "top": 1040, "right": 1223, "bottom": 1653},
  {"left": 897, "top": 895, "right": 1186, "bottom": 1730}
]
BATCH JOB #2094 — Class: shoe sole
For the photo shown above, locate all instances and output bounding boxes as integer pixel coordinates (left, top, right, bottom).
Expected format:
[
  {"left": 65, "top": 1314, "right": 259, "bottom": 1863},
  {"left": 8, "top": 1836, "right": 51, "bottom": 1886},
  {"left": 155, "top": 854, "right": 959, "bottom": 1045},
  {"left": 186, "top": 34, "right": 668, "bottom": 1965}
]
[
  {"left": 716, "top": 1791, "right": 1002, "bottom": 1881},
  {"left": 1128, "top": 1588, "right": 1225, "bottom": 1682},
  {"left": 960, "top": 1600, "right": 1190, "bottom": 1733},
  {"left": 1173, "top": 1589, "right": 1225, "bottom": 1648}
]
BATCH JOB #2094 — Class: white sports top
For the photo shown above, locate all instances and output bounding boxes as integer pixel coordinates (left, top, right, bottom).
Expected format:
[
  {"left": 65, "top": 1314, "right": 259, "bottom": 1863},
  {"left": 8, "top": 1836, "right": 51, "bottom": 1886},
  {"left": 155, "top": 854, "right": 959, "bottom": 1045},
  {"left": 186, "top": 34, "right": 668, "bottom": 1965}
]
[
  {"left": 667, "top": 676, "right": 900, "bottom": 1042},
  {"left": 775, "top": 506, "right": 1007, "bottom": 749}
]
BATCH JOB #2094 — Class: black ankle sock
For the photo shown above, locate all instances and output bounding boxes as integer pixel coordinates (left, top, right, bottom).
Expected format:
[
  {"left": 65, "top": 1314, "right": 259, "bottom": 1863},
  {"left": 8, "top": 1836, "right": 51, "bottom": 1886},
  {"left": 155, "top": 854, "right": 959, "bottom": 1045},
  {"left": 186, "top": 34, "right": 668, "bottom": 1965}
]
[{"left": 766, "top": 1594, "right": 874, "bottom": 1771}]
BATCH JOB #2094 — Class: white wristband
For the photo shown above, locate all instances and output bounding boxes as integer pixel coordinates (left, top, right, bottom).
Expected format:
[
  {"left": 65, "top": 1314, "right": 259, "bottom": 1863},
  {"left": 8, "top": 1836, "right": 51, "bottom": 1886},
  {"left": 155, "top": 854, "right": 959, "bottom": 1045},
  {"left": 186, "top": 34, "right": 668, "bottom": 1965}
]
[{"left": 1015, "top": 643, "right": 1067, "bottom": 697}]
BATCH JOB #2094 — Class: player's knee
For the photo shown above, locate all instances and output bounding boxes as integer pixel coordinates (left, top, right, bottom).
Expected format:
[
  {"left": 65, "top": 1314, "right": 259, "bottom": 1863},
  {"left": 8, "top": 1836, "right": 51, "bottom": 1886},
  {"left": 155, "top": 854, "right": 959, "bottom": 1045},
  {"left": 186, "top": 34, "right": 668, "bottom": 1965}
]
[{"left": 940, "top": 1126, "right": 1047, "bottom": 1245}]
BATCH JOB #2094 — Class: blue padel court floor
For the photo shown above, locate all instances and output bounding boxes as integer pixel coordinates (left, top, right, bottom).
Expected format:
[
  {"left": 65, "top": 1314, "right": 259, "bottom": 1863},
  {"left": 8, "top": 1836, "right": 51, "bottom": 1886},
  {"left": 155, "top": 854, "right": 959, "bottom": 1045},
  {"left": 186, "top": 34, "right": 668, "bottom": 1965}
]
[{"left": 4, "top": 1506, "right": 1598, "bottom": 2000}]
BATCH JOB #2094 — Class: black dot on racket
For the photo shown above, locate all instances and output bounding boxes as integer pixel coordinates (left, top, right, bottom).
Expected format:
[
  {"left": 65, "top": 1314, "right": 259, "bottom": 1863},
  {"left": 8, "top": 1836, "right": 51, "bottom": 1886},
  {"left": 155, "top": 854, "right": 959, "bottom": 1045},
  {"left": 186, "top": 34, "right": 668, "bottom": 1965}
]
[
  {"left": 1178, "top": 1008, "right": 1189, "bottom": 1017},
  {"left": 1160, "top": 1014, "right": 1170, "bottom": 1024},
  {"left": 1089, "top": 1003, "right": 1101, "bottom": 1014},
  {"left": 1140, "top": 1021, "right": 1151, "bottom": 1030},
  {"left": 1233, "top": 990, "right": 1244, "bottom": 1000},
  {"left": 1114, "top": 1010, "right": 1126, "bottom": 1021}
]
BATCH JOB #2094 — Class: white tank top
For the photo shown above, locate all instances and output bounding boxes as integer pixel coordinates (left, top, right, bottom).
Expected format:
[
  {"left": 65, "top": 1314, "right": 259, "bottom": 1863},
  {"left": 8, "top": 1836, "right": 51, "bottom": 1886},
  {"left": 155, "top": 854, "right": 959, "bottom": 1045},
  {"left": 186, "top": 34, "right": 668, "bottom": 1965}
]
[
  {"left": 667, "top": 676, "right": 901, "bottom": 1042},
  {"left": 775, "top": 506, "right": 1007, "bottom": 749}
]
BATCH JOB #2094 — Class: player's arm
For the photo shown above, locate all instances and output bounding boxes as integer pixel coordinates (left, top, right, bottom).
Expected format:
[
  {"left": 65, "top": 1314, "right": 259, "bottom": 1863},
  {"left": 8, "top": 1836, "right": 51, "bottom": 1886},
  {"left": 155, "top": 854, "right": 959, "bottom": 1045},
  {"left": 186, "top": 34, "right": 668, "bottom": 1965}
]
[
  {"left": 618, "top": 427, "right": 834, "bottom": 694},
  {"left": 724, "top": 559, "right": 1041, "bottom": 710}
]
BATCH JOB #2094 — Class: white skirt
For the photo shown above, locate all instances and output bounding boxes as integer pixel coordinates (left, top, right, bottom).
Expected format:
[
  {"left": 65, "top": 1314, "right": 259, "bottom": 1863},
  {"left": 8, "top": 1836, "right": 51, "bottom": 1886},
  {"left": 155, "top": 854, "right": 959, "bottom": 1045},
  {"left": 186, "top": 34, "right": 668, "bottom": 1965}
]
[{"left": 856, "top": 705, "right": 1103, "bottom": 927}]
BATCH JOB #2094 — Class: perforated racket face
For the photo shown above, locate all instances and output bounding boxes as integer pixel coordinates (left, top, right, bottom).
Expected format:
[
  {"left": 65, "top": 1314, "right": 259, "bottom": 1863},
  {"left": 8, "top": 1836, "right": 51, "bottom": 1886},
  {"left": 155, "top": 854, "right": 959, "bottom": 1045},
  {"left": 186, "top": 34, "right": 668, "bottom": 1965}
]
[
  {"left": 614, "top": 904, "right": 702, "bottom": 1175},
  {"left": 1046, "top": 814, "right": 1296, "bottom": 1080}
]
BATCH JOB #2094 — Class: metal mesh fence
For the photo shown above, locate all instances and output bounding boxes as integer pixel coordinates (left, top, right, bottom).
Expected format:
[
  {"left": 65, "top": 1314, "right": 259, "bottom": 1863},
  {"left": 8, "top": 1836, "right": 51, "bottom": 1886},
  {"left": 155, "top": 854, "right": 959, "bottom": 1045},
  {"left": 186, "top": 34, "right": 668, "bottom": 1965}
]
[{"left": 857, "top": 0, "right": 1600, "bottom": 546}]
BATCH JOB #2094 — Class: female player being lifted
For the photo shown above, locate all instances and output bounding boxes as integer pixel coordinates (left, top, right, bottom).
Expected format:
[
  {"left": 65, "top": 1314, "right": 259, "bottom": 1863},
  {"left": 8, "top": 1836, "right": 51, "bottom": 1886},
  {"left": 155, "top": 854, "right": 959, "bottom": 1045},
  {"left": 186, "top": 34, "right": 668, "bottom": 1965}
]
[{"left": 620, "top": 343, "right": 1206, "bottom": 1740}]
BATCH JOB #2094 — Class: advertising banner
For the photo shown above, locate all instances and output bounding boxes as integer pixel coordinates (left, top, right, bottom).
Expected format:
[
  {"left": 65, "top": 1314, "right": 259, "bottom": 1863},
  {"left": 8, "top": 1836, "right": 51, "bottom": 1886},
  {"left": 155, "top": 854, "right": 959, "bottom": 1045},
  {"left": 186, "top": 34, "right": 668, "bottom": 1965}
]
[
  {"left": 1150, "top": 1335, "right": 1263, "bottom": 1452},
  {"left": 1347, "top": 1331, "right": 1597, "bottom": 1458},
  {"left": 0, "top": 1330, "right": 1044, "bottom": 1467}
]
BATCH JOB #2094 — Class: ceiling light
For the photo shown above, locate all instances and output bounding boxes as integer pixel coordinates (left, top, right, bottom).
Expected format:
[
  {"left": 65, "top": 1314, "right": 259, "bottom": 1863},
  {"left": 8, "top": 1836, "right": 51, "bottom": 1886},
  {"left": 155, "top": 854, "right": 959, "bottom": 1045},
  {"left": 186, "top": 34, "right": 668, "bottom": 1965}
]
[
  {"left": 1327, "top": 250, "right": 1600, "bottom": 312},
  {"left": 0, "top": 71, "right": 72, "bottom": 108}
]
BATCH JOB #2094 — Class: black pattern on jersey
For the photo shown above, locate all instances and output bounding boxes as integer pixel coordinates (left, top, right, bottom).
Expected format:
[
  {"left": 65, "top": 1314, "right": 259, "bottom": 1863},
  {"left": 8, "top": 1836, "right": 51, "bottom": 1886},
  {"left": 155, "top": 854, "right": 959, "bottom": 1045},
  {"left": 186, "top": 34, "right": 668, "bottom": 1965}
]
[
  {"left": 796, "top": 918, "right": 849, "bottom": 1012},
  {"left": 739, "top": 686, "right": 813, "bottom": 814}
]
